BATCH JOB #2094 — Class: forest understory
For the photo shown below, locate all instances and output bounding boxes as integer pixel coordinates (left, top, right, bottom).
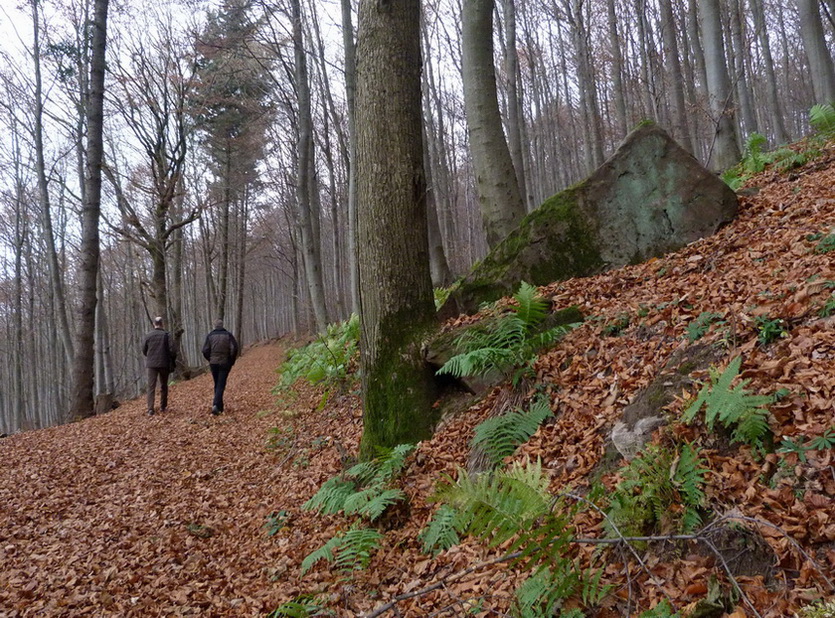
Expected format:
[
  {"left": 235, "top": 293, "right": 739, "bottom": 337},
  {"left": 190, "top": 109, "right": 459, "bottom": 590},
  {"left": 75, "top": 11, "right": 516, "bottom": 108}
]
[{"left": 2, "top": 146, "right": 835, "bottom": 617}]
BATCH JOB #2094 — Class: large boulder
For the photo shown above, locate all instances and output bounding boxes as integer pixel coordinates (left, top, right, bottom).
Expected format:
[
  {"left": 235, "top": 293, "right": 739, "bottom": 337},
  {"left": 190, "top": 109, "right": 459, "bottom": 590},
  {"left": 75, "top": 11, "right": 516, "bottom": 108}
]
[{"left": 440, "top": 123, "right": 738, "bottom": 318}]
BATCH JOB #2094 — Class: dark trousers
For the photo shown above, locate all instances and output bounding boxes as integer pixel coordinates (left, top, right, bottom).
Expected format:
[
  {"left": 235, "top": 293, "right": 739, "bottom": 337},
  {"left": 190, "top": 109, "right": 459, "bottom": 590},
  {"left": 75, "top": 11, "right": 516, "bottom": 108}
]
[
  {"left": 210, "top": 363, "right": 232, "bottom": 411},
  {"left": 147, "top": 367, "right": 170, "bottom": 411}
]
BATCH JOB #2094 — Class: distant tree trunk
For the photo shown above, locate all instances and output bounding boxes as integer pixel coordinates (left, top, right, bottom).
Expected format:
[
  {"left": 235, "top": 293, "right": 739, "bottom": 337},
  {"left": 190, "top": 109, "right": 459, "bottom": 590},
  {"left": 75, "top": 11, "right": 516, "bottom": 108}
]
[
  {"left": 659, "top": 0, "right": 694, "bottom": 152},
  {"left": 728, "top": 0, "right": 757, "bottom": 137},
  {"left": 341, "top": 0, "right": 360, "bottom": 316},
  {"left": 798, "top": 0, "right": 835, "bottom": 104},
  {"left": 32, "top": 0, "right": 74, "bottom": 367},
  {"left": 293, "top": 0, "right": 328, "bottom": 332},
  {"left": 462, "top": 0, "right": 526, "bottom": 248},
  {"left": 501, "top": 0, "right": 530, "bottom": 211},
  {"left": 422, "top": 123, "right": 453, "bottom": 287},
  {"left": 700, "top": 0, "right": 741, "bottom": 172},
  {"left": 356, "top": 0, "right": 438, "bottom": 458},
  {"left": 752, "top": 0, "right": 789, "bottom": 144},
  {"left": 69, "top": 0, "right": 109, "bottom": 421},
  {"left": 606, "top": 0, "right": 628, "bottom": 137}
]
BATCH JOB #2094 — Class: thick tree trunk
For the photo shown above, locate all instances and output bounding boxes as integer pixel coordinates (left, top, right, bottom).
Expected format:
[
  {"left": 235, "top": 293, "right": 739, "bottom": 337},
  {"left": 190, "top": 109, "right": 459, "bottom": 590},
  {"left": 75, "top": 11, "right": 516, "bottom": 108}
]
[
  {"left": 798, "top": 0, "right": 835, "bottom": 104},
  {"left": 69, "top": 0, "right": 109, "bottom": 421},
  {"left": 462, "top": 0, "right": 526, "bottom": 248},
  {"left": 356, "top": 0, "right": 439, "bottom": 458}
]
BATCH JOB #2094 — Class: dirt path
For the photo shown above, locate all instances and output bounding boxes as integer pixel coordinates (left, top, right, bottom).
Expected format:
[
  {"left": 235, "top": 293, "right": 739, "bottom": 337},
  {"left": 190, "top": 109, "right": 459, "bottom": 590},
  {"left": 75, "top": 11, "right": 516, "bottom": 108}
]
[{"left": 0, "top": 342, "right": 306, "bottom": 617}]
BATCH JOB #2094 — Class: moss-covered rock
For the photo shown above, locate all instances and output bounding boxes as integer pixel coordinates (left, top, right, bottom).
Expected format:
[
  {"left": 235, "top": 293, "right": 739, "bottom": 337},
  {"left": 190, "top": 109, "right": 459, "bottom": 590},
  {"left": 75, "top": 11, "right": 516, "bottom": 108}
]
[{"left": 440, "top": 123, "right": 738, "bottom": 318}]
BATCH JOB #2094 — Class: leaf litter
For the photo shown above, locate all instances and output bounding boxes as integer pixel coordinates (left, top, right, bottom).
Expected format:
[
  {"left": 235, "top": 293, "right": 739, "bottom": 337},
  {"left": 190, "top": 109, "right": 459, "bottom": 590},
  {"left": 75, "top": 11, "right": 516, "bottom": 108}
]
[{"left": 2, "top": 151, "right": 835, "bottom": 616}]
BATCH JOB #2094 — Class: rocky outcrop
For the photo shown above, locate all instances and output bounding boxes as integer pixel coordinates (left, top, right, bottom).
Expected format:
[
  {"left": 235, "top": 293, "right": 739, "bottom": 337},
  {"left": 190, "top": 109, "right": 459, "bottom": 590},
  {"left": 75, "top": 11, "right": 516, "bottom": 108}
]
[{"left": 440, "top": 123, "right": 738, "bottom": 319}]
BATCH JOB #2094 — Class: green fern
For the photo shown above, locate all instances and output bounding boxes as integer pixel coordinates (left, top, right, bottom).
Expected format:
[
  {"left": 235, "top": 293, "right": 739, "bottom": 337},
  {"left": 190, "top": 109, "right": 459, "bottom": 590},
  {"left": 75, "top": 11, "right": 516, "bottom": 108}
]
[
  {"left": 301, "top": 526, "right": 383, "bottom": 574},
  {"left": 683, "top": 356, "right": 773, "bottom": 447},
  {"left": 276, "top": 314, "right": 360, "bottom": 390},
  {"left": 639, "top": 600, "right": 680, "bottom": 617},
  {"left": 419, "top": 504, "right": 461, "bottom": 555},
  {"left": 437, "top": 282, "right": 578, "bottom": 380},
  {"left": 268, "top": 595, "right": 327, "bottom": 617},
  {"left": 607, "top": 443, "right": 706, "bottom": 536},
  {"left": 810, "top": 103, "right": 835, "bottom": 136},
  {"left": 472, "top": 397, "right": 553, "bottom": 466},
  {"left": 513, "top": 564, "right": 580, "bottom": 618},
  {"left": 304, "top": 444, "right": 414, "bottom": 517},
  {"left": 741, "top": 132, "right": 769, "bottom": 173}
]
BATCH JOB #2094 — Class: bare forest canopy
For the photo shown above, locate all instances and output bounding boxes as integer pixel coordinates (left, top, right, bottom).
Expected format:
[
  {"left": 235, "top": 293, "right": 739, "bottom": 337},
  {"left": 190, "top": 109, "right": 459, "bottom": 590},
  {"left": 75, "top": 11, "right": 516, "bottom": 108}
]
[{"left": 1, "top": 0, "right": 835, "bottom": 433}]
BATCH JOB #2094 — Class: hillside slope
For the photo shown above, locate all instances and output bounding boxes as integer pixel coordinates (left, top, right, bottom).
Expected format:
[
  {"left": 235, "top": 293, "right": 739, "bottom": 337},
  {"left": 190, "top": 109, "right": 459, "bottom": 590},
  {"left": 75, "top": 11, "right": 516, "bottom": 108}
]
[{"left": 2, "top": 147, "right": 835, "bottom": 617}]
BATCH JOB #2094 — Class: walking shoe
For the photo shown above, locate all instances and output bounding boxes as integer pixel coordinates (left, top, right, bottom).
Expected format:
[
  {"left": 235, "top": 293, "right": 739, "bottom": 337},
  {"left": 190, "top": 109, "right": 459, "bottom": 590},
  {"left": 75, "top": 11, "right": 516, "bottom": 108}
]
[
  {"left": 147, "top": 408, "right": 155, "bottom": 416},
  {"left": 211, "top": 405, "right": 220, "bottom": 416},
  {"left": 160, "top": 406, "right": 167, "bottom": 413}
]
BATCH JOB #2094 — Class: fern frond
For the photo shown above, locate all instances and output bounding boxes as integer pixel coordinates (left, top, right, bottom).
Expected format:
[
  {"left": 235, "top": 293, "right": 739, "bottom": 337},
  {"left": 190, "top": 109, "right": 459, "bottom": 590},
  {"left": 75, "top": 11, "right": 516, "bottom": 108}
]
[
  {"left": 303, "top": 477, "right": 356, "bottom": 515},
  {"left": 512, "top": 281, "right": 548, "bottom": 330},
  {"left": 472, "top": 398, "right": 553, "bottom": 465},
  {"left": 810, "top": 103, "right": 835, "bottom": 136},
  {"left": 300, "top": 534, "right": 342, "bottom": 574},
  {"left": 301, "top": 527, "right": 383, "bottom": 575},
  {"left": 343, "top": 487, "right": 405, "bottom": 521},
  {"left": 419, "top": 504, "right": 462, "bottom": 555},
  {"left": 332, "top": 527, "right": 384, "bottom": 572},
  {"left": 732, "top": 407, "right": 771, "bottom": 447},
  {"left": 441, "top": 460, "right": 552, "bottom": 549},
  {"left": 683, "top": 356, "right": 772, "bottom": 447}
]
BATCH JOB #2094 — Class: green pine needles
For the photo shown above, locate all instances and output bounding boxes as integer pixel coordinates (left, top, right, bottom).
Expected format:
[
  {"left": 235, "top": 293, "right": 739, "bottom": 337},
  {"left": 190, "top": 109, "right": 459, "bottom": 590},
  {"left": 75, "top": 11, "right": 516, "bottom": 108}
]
[
  {"left": 437, "top": 282, "right": 577, "bottom": 383},
  {"left": 606, "top": 443, "right": 707, "bottom": 537},
  {"left": 301, "top": 444, "right": 414, "bottom": 574},
  {"left": 472, "top": 396, "right": 553, "bottom": 466},
  {"left": 683, "top": 356, "right": 773, "bottom": 448}
]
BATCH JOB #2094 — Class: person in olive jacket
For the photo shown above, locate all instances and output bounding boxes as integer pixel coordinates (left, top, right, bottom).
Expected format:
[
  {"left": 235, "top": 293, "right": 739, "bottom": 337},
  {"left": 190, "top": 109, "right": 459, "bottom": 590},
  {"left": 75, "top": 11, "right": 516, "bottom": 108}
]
[
  {"left": 202, "top": 319, "right": 239, "bottom": 415},
  {"left": 142, "top": 316, "right": 176, "bottom": 416}
]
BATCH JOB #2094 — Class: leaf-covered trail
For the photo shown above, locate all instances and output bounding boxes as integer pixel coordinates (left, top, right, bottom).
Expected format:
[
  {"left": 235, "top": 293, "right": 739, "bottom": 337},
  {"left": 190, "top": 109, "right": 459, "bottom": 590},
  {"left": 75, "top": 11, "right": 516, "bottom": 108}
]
[{"left": 0, "top": 341, "right": 341, "bottom": 617}]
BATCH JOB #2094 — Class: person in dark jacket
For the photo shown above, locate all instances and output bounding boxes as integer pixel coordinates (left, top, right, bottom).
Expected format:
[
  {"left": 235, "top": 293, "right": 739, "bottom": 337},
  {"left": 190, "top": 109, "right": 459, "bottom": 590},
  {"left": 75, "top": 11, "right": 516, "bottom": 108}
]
[
  {"left": 142, "top": 316, "right": 176, "bottom": 416},
  {"left": 202, "top": 319, "right": 238, "bottom": 415}
]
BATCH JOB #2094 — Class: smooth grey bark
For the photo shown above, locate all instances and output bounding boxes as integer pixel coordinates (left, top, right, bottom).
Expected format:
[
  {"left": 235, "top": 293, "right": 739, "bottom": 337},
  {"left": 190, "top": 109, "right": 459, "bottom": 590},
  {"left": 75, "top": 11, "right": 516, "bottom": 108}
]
[
  {"left": 606, "top": 0, "right": 628, "bottom": 137},
  {"left": 356, "top": 0, "right": 438, "bottom": 457},
  {"left": 699, "top": 0, "right": 741, "bottom": 172},
  {"left": 751, "top": 0, "right": 790, "bottom": 144},
  {"left": 728, "top": 0, "right": 757, "bottom": 137},
  {"left": 422, "top": 121, "right": 453, "bottom": 287},
  {"left": 69, "top": 0, "right": 109, "bottom": 421},
  {"left": 461, "top": 0, "right": 526, "bottom": 248},
  {"left": 341, "top": 0, "right": 360, "bottom": 316},
  {"left": 31, "top": 0, "right": 74, "bottom": 367},
  {"left": 501, "top": 0, "right": 530, "bottom": 212},
  {"left": 293, "top": 0, "right": 328, "bottom": 332},
  {"left": 798, "top": 0, "right": 835, "bottom": 104},
  {"left": 659, "top": 0, "right": 693, "bottom": 152}
]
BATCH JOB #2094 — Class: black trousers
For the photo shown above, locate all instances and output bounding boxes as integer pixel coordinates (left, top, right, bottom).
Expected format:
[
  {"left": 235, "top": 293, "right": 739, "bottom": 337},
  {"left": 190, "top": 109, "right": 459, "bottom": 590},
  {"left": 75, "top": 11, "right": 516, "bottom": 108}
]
[
  {"left": 210, "top": 363, "right": 232, "bottom": 411},
  {"left": 146, "top": 367, "right": 170, "bottom": 411}
]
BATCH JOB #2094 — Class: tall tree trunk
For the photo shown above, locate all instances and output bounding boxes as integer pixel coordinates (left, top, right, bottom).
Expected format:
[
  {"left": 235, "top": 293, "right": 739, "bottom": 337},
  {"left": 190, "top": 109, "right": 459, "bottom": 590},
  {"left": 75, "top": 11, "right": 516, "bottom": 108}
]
[
  {"left": 606, "top": 0, "right": 628, "bottom": 137},
  {"left": 798, "top": 0, "right": 835, "bottom": 104},
  {"left": 752, "top": 0, "right": 790, "bottom": 144},
  {"left": 293, "top": 0, "right": 328, "bottom": 332},
  {"left": 728, "top": 0, "right": 757, "bottom": 137},
  {"left": 32, "top": 0, "right": 74, "bottom": 366},
  {"left": 341, "top": 0, "right": 360, "bottom": 316},
  {"left": 356, "top": 0, "right": 438, "bottom": 458},
  {"left": 699, "top": 0, "right": 741, "bottom": 172},
  {"left": 659, "top": 0, "right": 694, "bottom": 152},
  {"left": 462, "top": 0, "right": 526, "bottom": 248},
  {"left": 501, "top": 0, "right": 530, "bottom": 211},
  {"left": 69, "top": 0, "right": 109, "bottom": 421}
]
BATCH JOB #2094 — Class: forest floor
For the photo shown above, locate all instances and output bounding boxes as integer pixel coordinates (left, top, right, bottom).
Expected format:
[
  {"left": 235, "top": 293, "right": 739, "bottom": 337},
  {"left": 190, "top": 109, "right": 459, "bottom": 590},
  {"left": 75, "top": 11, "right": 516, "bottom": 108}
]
[{"left": 3, "top": 145, "right": 835, "bottom": 617}]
